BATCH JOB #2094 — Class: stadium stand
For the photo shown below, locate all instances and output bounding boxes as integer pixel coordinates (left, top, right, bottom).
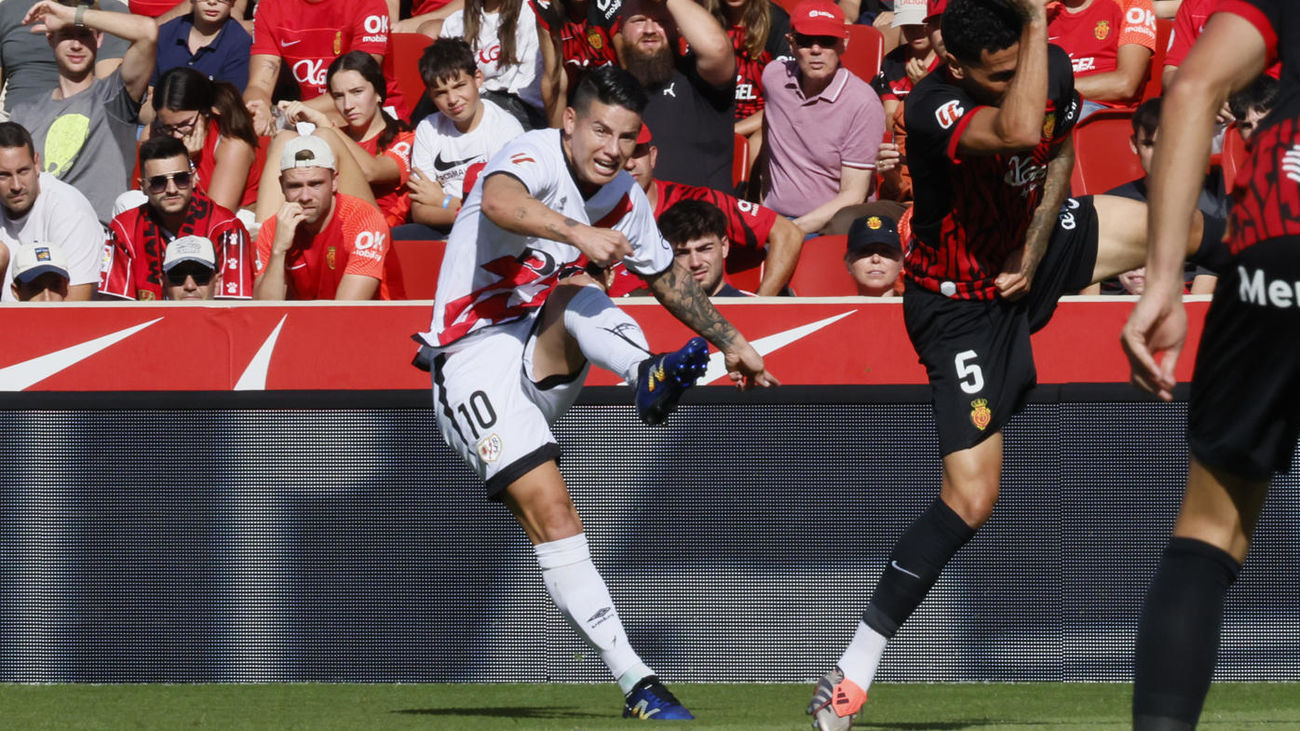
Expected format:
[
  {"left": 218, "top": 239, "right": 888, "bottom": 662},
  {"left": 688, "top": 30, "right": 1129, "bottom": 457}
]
[
  {"left": 788, "top": 234, "right": 858, "bottom": 296},
  {"left": 385, "top": 239, "right": 447, "bottom": 300},
  {"left": 842, "top": 24, "right": 885, "bottom": 82},
  {"left": 1070, "top": 110, "right": 1143, "bottom": 196},
  {"left": 733, "top": 133, "right": 751, "bottom": 190},
  {"left": 1142, "top": 18, "right": 1173, "bottom": 101},
  {"left": 1220, "top": 124, "right": 1248, "bottom": 196},
  {"left": 391, "top": 33, "right": 436, "bottom": 118}
]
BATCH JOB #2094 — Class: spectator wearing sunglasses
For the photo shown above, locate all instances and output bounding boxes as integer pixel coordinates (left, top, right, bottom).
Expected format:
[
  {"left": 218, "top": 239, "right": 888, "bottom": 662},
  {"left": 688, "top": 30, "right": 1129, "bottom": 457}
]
[
  {"left": 757, "top": 0, "right": 884, "bottom": 235},
  {"left": 161, "top": 235, "right": 220, "bottom": 300},
  {"left": 101, "top": 135, "right": 255, "bottom": 301}
]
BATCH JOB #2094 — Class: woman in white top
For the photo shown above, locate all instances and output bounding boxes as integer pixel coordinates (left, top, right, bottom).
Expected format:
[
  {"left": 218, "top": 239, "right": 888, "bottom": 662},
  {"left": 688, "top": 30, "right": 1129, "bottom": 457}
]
[{"left": 440, "top": 0, "right": 558, "bottom": 129}]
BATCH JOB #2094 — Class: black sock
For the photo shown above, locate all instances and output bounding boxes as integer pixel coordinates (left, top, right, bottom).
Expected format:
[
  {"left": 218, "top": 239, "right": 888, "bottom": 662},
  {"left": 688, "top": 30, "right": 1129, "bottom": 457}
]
[
  {"left": 1133, "top": 537, "right": 1241, "bottom": 729},
  {"left": 862, "top": 497, "right": 977, "bottom": 638},
  {"left": 1188, "top": 214, "right": 1231, "bottom": 274}
]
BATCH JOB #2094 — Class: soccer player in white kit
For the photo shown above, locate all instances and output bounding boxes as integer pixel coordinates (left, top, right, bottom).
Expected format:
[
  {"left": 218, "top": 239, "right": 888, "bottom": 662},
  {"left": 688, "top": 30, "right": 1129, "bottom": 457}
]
[{"left": 414, "top": 67, "right": 776, "bottom": 720}]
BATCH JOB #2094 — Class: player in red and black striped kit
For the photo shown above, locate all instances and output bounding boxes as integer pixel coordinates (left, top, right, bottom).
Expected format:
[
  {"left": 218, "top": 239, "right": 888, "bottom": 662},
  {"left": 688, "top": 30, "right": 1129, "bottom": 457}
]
[
  {"left": 809, "top": 0, "right": 1226, "bottom": 728},
  {"left": 1123, "top": 2, "right": 1300, "bottom": 728}
]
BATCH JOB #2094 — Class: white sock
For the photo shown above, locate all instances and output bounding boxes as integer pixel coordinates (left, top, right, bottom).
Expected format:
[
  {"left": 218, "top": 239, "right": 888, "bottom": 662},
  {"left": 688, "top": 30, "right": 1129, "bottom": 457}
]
[
  {"left": 535, "top": 533, "right": 652, "bottom": 693},
  {"left": 562, "top": 284, "right": 651, "bottom": 385},
  {"left": 837, "top": 621, "right": 888, "bottom": 692}
]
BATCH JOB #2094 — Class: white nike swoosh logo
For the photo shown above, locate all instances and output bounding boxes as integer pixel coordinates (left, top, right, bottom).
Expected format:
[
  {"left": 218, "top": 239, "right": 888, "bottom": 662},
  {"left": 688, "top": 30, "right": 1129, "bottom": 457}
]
[
  {"left": 234, "top": 315, "right": 288, "bottom": 391},
  {"left": 0, "top": 318, "right": 162, "bottom": 391},
  {"left": 891, "top": 560, "right": 921, "bottom": 579},
  {"left": 696, "top": 310, "right": 857, "bottom": 385},
  {"left": 281, "top": 39, "right": 302, "bottom": 47}
]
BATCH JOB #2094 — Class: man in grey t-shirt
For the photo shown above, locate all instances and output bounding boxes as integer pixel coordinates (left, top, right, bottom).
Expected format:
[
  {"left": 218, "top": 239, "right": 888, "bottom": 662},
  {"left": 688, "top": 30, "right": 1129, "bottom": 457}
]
[
  {"left": 0, "top": 0, "right": 129, "bottom": 113},
  {"left": 9, "top": 0, "right": 155, "bottom": 223}
]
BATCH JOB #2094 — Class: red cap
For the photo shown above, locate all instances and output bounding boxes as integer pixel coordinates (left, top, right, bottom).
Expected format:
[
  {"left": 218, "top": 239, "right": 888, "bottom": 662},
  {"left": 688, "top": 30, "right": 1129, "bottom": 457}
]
[
  {"left": 926, "top": 0, "right": 947, "bottom": 21},
  {"left": 790, "top": 0, "right": 847, "bottom": 38},
  {"left": 637, "top": 123, "right": 653, "bottom": 145}
]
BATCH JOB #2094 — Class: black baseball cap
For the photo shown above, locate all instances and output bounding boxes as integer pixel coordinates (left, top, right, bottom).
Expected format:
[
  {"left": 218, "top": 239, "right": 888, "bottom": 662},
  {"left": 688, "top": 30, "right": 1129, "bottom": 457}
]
[{"left": 846, "top": 215, "right": 902, "bottom": 257}]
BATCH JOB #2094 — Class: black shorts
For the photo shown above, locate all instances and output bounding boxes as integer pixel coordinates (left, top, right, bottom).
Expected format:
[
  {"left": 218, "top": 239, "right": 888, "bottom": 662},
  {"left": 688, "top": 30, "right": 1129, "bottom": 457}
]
[
  {"left": 904, "top": 196, "right": 1099, "bottom": 456},
  {"left": 1189, "top": 236, "right": 1300, "bottom": 480}
]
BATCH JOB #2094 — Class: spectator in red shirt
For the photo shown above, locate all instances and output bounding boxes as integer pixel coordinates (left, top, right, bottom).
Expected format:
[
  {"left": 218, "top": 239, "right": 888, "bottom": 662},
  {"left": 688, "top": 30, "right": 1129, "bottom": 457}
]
[
  {"left": 659, "top": 199, "right": 753, "bottom": 297},
  {"left": 623, "top": 123, "right": 803, "bottom": 296},
  {"left": 102, "top": 135, "right": 256, "bottom": 301},
  {"left": 254, "top": 135, "right": 390, "bottom": 300},
  {"left": 243, "top": 0, "right": 403, "bottom": 136},
  {"left": 1047, "top": 0, "right": 1157, "bottom": 115},
  {"left": 531, "top": 0, "right": 622, "bottom": 101},
  {"left": 273, "top": 52, "right": 414, "bottom": 230}
]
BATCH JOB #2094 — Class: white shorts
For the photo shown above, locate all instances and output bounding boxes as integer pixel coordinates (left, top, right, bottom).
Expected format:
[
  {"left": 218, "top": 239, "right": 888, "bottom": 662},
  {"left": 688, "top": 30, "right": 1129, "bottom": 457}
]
[{"left": 428, "top": 315, "right": 588, "bottom": 500}]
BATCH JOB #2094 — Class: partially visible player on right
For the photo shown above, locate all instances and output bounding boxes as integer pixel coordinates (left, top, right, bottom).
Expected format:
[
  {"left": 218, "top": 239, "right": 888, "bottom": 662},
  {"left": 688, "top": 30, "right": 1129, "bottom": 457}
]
[{"left": 1121, "top": 3, "right": 1299, "bottom": 729}]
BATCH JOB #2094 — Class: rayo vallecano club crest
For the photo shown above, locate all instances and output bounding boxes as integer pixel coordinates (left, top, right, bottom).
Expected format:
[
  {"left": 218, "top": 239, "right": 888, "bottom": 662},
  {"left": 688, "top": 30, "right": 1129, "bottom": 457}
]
[
  {"left": 477, "top": 434, "right": 503, "bottom": 462},
  {"left": 970, "top": 399, "right": 992, "bottom": 431}
]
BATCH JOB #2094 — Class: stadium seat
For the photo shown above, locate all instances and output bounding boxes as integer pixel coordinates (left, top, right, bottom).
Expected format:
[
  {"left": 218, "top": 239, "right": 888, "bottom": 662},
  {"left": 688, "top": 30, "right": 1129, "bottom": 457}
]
[
  {"left": 733, "top": 133, "right": 750, "bottom": 189},
  {"left": 1142, "top": 18, "right": 1173, "bottom": 101},
  {"left": 725, "top": 245, "right": 765, "bottom": 293},
  {"left": 788, "top": 235, "right": 858, "bottom": 296},
  {"left": 1069, "top": 110, "right": 1142, "bottom": 196},
  {"left": 1220, "top": 124, "right": 1248, "bottom": 196},
  {"left": 391, "top": 33, "right": 434, "bottom": 115},
  {"left": 772, "top": 0, "right": 801, "bottom": 14},
  {"left": 385, "top": 239, "right": 447, "bottom": 300},
  {"left": 842, "top": 25, "right": 884, "bottom": 82}
]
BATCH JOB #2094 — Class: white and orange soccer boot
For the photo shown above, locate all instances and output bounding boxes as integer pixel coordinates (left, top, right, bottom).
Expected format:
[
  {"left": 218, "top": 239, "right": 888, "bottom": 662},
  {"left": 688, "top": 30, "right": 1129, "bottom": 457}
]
[{"left": 807, "top": 667, "right": 866, "bottom": 731}]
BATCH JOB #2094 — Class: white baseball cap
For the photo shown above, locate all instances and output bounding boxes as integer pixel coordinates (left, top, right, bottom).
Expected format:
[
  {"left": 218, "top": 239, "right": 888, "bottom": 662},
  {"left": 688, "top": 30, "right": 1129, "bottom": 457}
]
[
  {"left": 13, "top": 241, "right": 70, "bottom": 283},
  {"left": 279, "top": 135, "right": 336, "bottom": 172},
  {"left": 163, "top": 235, "right": 217, "bottom": 272},
  {"left": 892, "top": 0, "right": 928, "bottom": 26}
]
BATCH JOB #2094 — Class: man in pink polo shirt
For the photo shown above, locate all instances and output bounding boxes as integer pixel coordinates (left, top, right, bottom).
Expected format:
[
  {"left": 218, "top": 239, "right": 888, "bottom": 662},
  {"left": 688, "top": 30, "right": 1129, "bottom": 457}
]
[{"left": 759, "top": 0, "right": 885, "bottom": 235}]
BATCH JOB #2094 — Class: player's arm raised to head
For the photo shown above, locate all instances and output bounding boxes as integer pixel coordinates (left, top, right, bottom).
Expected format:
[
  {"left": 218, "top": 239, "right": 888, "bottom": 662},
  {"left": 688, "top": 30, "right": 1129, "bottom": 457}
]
[
  {"left": 479, "top": 172, "right": 632, "bottom": 265},
  {"left": 644, "top": 262, "right": 777, "bottom": 389},
  {"left": 954, "top": 5, "right": 1049, "bottom": 155}
]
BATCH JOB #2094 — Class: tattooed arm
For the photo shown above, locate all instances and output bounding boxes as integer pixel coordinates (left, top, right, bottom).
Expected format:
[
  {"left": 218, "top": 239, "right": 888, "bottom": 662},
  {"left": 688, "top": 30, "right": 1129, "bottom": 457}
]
[
  {"left": 479, "top": 173, "right": 632, "bottom": 265},
  {"left": 996, "top": 135, "right": 1075, "bottom": 300},
  {"left": 645, "top": 263, "right": 778, "bottom": 390}
]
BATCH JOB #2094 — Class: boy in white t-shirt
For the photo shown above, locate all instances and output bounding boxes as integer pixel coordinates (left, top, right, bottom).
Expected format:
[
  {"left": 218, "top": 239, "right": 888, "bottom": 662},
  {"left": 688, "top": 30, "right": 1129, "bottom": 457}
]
[{"left": 404, "top": 37, "right": 526, "bottom": 240}]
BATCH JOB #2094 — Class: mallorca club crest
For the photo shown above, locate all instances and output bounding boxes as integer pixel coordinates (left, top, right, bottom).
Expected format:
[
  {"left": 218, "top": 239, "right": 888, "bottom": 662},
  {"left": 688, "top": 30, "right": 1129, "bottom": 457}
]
[
  {"left": 970, "top": 399, "right": 992, "bottom": 431},
  {"left": 587, "top": 28, "right": 604, "bottom": 50},
  {"left": 326, "top": 245, "right": 337, "bottom": 270},
  {"left": 1042, "top": 112, "right": 1056, "bottom": 140},
  {"left": 477, "top": 433, "right": 503, "bottom": 463},
  {"left": 1094, "top": 20, "right": 1110, "bottom": 40},
  {"left": 333, "top": 31, "right": 343, "bottom": 56},
  {"left": 866, "top": 216, "right": 883, "bottom": 230}
]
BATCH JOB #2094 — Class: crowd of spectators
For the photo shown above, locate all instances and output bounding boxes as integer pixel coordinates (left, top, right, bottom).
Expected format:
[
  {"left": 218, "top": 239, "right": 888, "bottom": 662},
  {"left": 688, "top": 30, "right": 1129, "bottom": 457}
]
[{"left": 0, "top": 0, "right": 1276, "bottom": 302}]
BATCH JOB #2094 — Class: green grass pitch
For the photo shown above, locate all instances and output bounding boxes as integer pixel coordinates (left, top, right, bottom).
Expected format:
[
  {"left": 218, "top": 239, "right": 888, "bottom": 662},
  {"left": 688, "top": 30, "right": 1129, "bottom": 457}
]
[{"left": 3, "top": 682, "right": 1298, "bottom": 730}]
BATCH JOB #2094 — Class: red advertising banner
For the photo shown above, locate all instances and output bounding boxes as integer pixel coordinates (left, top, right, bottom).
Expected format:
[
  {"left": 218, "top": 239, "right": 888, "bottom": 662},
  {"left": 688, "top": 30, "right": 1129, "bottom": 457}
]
[{"left": 0, "top": 298, "right": 1208, "bottom": 392}]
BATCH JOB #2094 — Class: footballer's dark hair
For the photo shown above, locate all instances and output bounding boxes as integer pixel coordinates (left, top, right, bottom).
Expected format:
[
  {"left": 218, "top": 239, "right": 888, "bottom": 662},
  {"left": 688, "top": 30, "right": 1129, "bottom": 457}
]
[
  {"left": 419, "top": 37, "right": 479, "bottom": 89},
  {"left": 658, "top": 199, "right": 728, "bottom": 246},
  {"left": 0, "top": 121, "right": 35, "bottom": 156},
  {"left": 941, "top": 0, "right": 1025, "bottom": 66},
  {"left": 572, "top": 67, "right": 648, "bottom": 117},
  {"left": 138, "top": 135, "right": 190, "bottom": 169},
  {"left": 1132, "top": 97, "right": 1161, "bottom": 137}
]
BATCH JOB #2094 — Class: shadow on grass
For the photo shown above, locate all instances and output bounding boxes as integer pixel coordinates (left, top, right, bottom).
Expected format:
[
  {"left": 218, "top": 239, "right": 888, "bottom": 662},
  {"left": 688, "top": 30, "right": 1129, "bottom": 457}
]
[
  {"left": 394, "top": 707, "right": 607, "bottom": 720},
  {"left": 856, "top": 722, "right": 1011, "bottom": 730}
]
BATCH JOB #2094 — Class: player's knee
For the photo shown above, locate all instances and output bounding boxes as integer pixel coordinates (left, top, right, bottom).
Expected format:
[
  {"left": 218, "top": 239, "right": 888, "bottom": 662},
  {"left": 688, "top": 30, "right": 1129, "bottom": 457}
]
[{"left": 942, "top": 484, "right": 998, "bottom": 528}]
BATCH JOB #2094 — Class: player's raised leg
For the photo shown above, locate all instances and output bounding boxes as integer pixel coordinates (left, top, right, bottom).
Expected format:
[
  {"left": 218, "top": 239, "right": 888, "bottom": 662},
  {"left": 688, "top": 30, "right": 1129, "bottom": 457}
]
[
  {"left": 534, "top": 277, "right": 709, "bottom": 426},
  {"left": 1089, "top": 194, "right": 1227, "bottom": 285}
]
